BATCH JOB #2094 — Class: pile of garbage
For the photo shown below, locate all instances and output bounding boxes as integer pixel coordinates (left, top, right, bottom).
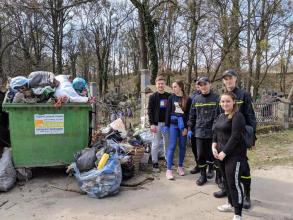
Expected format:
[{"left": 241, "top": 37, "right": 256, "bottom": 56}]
[
  {"left": 0, "top": 148, "right": 16, "bottom": 192},
  {"left": 67, "top": 118, "right": 154, "bottom": 199},
  {"left": 6, "top": 71, "right": 94, "bottom": 105}
]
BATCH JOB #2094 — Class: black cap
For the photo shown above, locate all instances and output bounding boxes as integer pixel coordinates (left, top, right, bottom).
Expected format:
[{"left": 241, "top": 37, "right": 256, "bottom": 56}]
[
  {"left": 222, "top": 69, "right": 237, "bottom": 78},
  {"left": 197, "top": 76, "right": 210, "bottom": 84}
]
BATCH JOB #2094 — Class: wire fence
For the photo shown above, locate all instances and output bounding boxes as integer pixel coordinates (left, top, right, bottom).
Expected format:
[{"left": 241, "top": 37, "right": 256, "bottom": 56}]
[
  {"left": 253, "top": 101, "right": 279, "bottom": 125},
  {"left": 95, "top": 100, "right": 140, "bottom": 127},
  {"left": 95, "top": 99, "right": 291, "bottom": 127}
]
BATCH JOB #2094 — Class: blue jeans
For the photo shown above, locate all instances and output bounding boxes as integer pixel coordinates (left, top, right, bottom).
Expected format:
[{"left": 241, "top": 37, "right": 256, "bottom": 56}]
[{"left": 167, "top": 124, "right": 187, "bottom": 170}]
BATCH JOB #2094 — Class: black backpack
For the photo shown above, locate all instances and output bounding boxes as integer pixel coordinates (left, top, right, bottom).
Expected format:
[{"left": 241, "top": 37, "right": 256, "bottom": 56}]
[{"left": 244, "top": 125, "right": 254, "bottom": 148}]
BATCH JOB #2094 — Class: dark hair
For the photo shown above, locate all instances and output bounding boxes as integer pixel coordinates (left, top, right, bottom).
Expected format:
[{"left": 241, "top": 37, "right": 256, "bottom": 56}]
[
  {"left": 221, "top": 91, "right": 238, "bottom": 119},
  {"left": 155, "top": 75, "right": 166, "bottom": 82},
  {"left": 174, "top": 80, "right": 188, "bottom": 111}
]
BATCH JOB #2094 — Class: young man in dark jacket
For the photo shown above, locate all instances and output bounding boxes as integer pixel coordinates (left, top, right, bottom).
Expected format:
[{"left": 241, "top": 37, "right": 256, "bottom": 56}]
[
  {"left": 188, "top": 77, "right": 220, "bottom": 186},
  {"left": 147, "top": 75, "right": 171, "bottom": 172},
  {"left": 189, "top": 78, "right": 201, "bottom": 174},
  {"left": 213, "top": 69, "right": 256, "bottom": 210}
]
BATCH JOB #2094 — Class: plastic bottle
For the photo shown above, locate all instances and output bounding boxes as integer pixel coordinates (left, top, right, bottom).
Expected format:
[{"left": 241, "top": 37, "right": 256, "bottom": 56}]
[{"left": 98, "top": 153, "right": 110, "bottom": 170}]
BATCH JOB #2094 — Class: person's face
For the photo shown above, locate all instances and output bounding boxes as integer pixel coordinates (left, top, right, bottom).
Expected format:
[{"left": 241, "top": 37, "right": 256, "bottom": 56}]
[
  {"left": 194, "top": 82, "right": 200, "bottom": 91},
  {"left": 222, "top": 75, "right": 237, "bottom": 91},
  {"left": 156, "top": 80, "right": 166, "bottom": 93},
  {"left": 220, "top": 95, "right": 235, "bottom": 112},
  {"left": 198, "top": 82, "right": 211, "bottom": 94},
  {"left": 172, "top": 82, "right": 181, "bottom": 95}
]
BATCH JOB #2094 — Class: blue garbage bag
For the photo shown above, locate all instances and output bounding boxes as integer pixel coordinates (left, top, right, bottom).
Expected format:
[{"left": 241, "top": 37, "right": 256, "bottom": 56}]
[
  {"left": 72, "top": 77, "right": 87, "bottom": 93},
  {"left": 71, "top": 153, "right": 122, "bottom": 199},
  {"left": 10, "top": 76, "right": 29, "bottom": 91}
]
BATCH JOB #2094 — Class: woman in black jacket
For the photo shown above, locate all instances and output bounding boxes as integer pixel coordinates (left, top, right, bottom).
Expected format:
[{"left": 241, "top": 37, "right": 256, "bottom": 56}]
[{"left": 212, "top": 91, "right": 246, "bottom": 220}]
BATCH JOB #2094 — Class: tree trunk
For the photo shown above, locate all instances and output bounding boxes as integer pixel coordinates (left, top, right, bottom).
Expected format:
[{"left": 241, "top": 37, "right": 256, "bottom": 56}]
[
  {"left": 144, "top": 11, "right": 158, "bottom": 84},
  {"left": 138, "top": 11, "right": 148, "bottom": 70}
]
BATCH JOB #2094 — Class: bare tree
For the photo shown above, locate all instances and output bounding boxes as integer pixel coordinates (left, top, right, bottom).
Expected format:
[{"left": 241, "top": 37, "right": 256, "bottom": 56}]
[{"left": 130, "top": 0, "right": 175, "bottom": 84}]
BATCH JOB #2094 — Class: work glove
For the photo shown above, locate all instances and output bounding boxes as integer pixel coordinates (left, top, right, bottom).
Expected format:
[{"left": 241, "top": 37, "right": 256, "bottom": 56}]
[
  {"left": 161, "top": 126, "right": 169, "bottom": 134},
  {"left": 187, "top": 130, "right": 193, "bottom": 139}
]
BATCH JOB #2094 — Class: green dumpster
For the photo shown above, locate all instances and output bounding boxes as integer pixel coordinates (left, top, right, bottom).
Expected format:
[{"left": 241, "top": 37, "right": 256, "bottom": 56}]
[{"left": 2, "top": 99, "right": 91, "bottom": 168}]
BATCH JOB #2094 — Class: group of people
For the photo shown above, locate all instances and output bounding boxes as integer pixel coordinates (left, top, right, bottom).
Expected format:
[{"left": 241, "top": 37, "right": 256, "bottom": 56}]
[{"left": 147, "top": 70, "right": 256, "bottom": 220}]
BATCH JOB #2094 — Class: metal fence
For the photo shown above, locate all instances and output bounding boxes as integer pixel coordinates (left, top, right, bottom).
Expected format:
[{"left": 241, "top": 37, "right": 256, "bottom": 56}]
[
  {"left": 253, "top": 101, "right": 279, "bottom": 125},
  {"left": 94, "top": 99, "right": 290, "bottom": 127},
  {"left": 95, "top": 100, "right": 140, "bottom": 127},
  {"left": 289, "top": 103, "right": 293, "bottom": 123}
]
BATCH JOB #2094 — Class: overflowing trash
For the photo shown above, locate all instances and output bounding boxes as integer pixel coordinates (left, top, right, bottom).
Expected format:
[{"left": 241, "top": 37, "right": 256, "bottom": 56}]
[
  {"left": 66, "top": 117, "right": 152, "bottom": 198},
  {"left": 0, "top": 148, "right": 16, "bottom": 192},
  {"left": 55, "top": 75, "right": 88, "bottom": 103},
  {"left": 5, "top": 72, "right": 93, "bottom": 105},
  {"left": 1, "top": 71, "right": 152, "bottom": 197},
  {"left": 70, "top": 152, "right": 122, "bottom": 199}
]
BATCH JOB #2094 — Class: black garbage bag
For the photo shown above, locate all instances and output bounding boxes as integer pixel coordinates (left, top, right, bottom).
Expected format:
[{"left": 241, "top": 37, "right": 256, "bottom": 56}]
[
  {"left": 0, "top": 148, "right": 16, "bottom": 191},
  {"left": 74, "top": 147, "right": 98, "bottom": 172},
  {"left": 121, "top": 155, "right": 135, "bottom": 180}
]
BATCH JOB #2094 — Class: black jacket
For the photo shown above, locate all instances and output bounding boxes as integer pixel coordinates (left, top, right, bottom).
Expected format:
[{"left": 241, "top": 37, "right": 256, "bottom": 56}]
[
  {"left": 190, "top": 90, "right": 201, "bottom": 100},
  {"left": 165, "top": 94, "right": 192, "bottom": 128},
  {"left": 232, "top": 87, "right": 257, "bottom": 134},
  {"left": 188, "top": 91, "right": 220, "bottom": 139},
  {"left": 147, "top": 91, "right": 171, "bottom": 125},
  {"left": 213, "top": 111, "right": 246, "bottom": 159}
]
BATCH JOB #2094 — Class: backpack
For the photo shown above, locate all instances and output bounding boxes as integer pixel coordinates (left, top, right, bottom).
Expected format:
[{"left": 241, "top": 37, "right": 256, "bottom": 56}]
[{"left": 244, "top": 125, "right": 254, "bottom": 148}]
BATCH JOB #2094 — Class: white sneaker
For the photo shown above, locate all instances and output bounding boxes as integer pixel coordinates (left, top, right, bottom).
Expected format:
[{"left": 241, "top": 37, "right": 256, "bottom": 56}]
[
  {"left": 217, "top": 203, "right": 233, "bottom": 212},
  {"left": 233, "top": 215, "right": 242, "bottom": 220}
]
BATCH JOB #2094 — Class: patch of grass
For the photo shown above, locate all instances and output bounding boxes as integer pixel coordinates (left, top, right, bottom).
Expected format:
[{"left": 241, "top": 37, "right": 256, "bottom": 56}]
[
  {"left": 183, "top": 129, "right": 293, "bottom": 169},
  {"left": 248, "top": 129, "right": 293, "bottom": 168}
]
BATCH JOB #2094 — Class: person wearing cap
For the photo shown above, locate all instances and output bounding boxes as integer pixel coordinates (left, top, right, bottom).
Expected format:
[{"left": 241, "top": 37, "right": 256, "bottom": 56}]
[
  {"left": 213, "top": 69, "right": 256, "bottom": 210},
  {"left": 147, "top": 75, "right": 171, "bottom": 172},
  {"left": 188, "top": 76, "right": 220, "bottom": 186},
  {"left": 189, "top": 78, "right": 201, "bottom": 174}
]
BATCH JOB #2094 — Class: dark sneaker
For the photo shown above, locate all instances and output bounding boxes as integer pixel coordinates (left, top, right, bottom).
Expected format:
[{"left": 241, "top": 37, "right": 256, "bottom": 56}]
[
  {"left": 190, "top": 166, "right": 200, "bottom": 174},
  {"left": 243, "top": 196, "right": 251, "bottom": 209},
  {"left": 217, "top": 182, "right": 225, "bottom": 189},
  {"left": 196, "top": 175, "right": 207, "bottom": 186},
  {"left": 207, "top": 169, "right": 214, "bottom": 179},
  {"left": 213, "top": 189, "right": 227, "bottom": 198},
  {"left": 152, "top": 163, "right": 160, "bottom": 173}
]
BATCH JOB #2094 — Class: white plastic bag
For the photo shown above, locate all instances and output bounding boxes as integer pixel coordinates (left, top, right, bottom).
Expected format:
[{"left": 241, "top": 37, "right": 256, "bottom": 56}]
[
  {"left": 0, "top": 148, "right": 16, "bottom": 192},
  {"left": 54, "top": 75, "right": 88, "bottom": 103}
]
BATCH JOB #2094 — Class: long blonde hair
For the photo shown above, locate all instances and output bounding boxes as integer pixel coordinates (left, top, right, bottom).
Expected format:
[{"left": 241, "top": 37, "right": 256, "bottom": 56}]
[{"left": 221, "top": 91, "right": 238, "bottom": 119}]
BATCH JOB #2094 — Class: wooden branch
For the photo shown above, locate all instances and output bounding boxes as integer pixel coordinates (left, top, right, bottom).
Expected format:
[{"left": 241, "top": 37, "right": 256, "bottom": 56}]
[
  {"left": 129, "top": 0, "right": 144, "bottom": 12},
  {"left": 0, "top": 200, "right": 8, "bottom": 208},
  {"left": 50, "top": 185, "right": 85, "bottom": 194},
  {"left": 150, "top": 0, "right": 176, "bottom": 14}
]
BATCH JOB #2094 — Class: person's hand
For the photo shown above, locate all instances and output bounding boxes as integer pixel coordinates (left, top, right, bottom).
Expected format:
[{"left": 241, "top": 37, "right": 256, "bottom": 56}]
[
  {"left": 150, "top": 125, "right": 157, "bottom": 133},
  {"left": 218, "top": 151, "right": 226, "bottom": 161},
  {"left": 212, "top": 147, "right": 219, "bottom": 159},
  {"left": 250, "top": 145, "right": 256, "bottom": 151},
  {"left": 187, "top": 130, "right": 193, "bottom": 139},
  {"left": 161, "top": 126, "right": 169, "bottom": 134},
  {"left": 182, "top": 128, "right": 188, "bottom": 136}
]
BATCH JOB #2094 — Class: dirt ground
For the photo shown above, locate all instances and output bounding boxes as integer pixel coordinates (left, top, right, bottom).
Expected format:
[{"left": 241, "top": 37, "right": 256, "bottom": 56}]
[
  {"left": 1, "top": 130, "right": 293, "bottom": 220},
  {"left": 0, "top": 166, "right": 293, "bottom": 220}
]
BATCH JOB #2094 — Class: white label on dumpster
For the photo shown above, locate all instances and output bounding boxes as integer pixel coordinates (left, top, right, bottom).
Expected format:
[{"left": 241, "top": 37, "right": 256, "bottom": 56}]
[{"left": 34, "top": 114, "right": 64, "bottom": 135}]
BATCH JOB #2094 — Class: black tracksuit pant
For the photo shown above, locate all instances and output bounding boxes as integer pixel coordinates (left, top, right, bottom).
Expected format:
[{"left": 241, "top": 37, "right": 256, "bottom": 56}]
[
  {"left": 215, "top": 157, "right": 251, "bottom": 193},
  {"left": 196, "top": 138, "right": 213, "bottom": 168},
  {"left": 219, "top": 157, "right": 244, "bottom": 216},
  {"left": 191, "top": 136, "right": 198, "bottom": 165},
  {"left": 241, "top": 158, "right": 251, "bottom": 192}
]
